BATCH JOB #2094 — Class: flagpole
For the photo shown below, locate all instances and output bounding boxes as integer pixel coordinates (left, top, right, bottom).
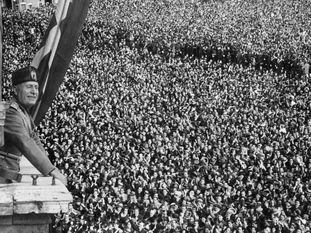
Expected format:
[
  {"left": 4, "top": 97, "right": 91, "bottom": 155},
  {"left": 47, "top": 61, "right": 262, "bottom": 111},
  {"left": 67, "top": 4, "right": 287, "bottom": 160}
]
[{"left": 0, "top": 0, "right": 5, "bottom": 147}]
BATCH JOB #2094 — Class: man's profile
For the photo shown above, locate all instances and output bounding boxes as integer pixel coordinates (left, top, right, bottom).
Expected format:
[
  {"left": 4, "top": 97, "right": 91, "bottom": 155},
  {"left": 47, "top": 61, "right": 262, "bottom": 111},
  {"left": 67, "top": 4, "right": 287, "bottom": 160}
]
[{"left": 0, "top": 66, "right": 67, "bottom": 185}]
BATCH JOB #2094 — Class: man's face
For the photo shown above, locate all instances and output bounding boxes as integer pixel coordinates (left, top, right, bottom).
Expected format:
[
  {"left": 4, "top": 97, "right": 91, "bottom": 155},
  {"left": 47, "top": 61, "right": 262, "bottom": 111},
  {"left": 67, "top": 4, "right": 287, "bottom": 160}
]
[{"left": 15, "top": 81, "right": 39, "bottom": 108}]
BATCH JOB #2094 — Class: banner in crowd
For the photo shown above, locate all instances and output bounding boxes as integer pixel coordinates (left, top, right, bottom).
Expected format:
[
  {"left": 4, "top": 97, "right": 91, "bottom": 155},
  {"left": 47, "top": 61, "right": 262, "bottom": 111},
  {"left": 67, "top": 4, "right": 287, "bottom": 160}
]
[{"left": 31, "top": 0, "right": 91, "bottom": 125}]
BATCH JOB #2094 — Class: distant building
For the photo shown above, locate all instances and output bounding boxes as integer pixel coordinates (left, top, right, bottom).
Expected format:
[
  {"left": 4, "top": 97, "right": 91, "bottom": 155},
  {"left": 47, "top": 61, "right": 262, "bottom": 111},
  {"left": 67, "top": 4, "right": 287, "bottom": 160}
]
[
  {"left": 15, "top": 0, "right": 46, "bottom": 11},
  {"left": 2, "top": 0, "right": 56, "bottom": 10}
]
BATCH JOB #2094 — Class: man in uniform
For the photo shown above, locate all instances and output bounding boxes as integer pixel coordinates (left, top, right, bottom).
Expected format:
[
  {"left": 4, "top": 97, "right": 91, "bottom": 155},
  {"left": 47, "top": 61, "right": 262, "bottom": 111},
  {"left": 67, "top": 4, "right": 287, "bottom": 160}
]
[{"left": 0, "top": 66, "right": 67, "bottom": 185}]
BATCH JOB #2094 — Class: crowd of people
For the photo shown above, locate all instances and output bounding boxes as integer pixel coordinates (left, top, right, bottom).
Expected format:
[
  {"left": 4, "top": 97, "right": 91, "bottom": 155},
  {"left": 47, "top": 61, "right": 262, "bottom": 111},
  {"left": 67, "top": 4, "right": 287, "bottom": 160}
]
[
  {"left": 2, "top": 0, "right": 311, "bottom": 232},
  {"left": 83, "top": 0, "right": 310, "bottom": 77}
]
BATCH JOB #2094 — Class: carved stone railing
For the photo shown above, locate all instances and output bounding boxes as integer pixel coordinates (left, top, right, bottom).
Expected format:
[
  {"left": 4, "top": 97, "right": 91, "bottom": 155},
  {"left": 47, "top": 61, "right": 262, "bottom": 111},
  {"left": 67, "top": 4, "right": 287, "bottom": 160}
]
[{"left": 0, "top": 157, "right": 72, "bottom": 233}]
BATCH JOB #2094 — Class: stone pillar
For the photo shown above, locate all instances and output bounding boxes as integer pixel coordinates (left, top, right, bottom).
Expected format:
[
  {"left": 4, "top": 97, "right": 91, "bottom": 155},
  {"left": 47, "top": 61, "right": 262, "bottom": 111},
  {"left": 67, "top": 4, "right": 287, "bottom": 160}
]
[{"left": 0, "top": 157, "right": 72, "bottom": 233}]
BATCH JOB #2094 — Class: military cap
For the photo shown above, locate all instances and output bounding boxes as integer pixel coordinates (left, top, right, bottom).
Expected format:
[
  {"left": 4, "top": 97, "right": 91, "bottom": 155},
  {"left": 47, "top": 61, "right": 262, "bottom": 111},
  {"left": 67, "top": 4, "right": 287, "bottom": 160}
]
[{"left": 12, "top": 66, "right": 38, "bottom": 86}]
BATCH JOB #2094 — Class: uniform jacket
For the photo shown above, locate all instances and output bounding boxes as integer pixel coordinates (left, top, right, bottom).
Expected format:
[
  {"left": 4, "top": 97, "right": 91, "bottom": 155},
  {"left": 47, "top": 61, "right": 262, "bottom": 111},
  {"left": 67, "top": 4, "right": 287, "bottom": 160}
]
[{"left": 0, "top": 100, "right": 55, "bottom": 176}]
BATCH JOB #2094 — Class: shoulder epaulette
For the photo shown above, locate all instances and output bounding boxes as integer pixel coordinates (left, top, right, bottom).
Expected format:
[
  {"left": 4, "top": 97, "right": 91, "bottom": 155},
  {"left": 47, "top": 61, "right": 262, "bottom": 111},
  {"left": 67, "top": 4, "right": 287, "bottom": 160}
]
[{"left": 10, "top": 101, "right": 21, "bottom": 112}]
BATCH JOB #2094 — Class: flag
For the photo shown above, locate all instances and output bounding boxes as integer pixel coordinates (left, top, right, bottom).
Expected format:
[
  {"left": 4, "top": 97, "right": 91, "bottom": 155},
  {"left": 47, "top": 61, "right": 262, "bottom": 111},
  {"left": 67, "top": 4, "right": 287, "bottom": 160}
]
[{"left": 31, "top": 0, "right": 91, "bottom": 125}]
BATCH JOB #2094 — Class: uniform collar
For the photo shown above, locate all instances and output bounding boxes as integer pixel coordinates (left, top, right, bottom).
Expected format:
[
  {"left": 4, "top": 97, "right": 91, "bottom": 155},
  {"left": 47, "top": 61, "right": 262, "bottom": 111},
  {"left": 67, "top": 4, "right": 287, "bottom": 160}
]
[{"left": 12, "top": 98, "right": 31, "bottom": 114}]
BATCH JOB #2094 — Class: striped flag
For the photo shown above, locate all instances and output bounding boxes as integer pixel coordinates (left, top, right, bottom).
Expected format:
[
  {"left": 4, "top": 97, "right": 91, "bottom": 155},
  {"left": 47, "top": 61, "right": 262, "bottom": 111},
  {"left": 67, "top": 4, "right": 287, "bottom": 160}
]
[{"left": 31, "top": 0, "right": 91, "bottom": 125}]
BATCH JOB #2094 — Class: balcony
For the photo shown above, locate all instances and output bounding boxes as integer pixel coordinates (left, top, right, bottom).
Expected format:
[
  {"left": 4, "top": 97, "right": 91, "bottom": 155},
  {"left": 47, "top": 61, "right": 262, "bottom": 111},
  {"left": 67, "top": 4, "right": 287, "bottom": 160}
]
[{"left": 0, "top": 156, "right": 72, "bottom": 233}]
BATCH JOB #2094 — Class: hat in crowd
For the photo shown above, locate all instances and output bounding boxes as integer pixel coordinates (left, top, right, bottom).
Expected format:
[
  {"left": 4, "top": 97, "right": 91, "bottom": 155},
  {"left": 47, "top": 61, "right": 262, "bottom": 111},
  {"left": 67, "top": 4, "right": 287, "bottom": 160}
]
[{"left": 12, "top": 66, "right": 38, "bottom": 86}]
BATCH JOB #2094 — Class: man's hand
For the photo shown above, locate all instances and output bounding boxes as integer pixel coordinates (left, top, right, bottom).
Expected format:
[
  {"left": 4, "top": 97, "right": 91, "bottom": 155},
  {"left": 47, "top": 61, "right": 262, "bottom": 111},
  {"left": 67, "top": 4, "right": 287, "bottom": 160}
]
[{"left": 50, "top": 168, "right": 67, "bottom": 186}]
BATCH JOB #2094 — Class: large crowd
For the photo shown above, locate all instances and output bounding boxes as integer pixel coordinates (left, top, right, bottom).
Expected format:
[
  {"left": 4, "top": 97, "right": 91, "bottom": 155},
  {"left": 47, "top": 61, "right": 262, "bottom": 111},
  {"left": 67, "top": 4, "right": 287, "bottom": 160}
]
[
  {"left": 2, "top": 0, "right": 311, "bottom": 232},
  {"left": 83, "top": 0, "right": 310, "bottom": 77}
]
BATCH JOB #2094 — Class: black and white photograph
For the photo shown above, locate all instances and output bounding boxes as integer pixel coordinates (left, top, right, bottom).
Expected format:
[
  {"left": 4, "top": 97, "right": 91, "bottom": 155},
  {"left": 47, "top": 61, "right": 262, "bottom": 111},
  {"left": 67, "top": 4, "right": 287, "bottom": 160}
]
[{"left": 0, "top": 0, "right": 311, "bottom": 232}]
